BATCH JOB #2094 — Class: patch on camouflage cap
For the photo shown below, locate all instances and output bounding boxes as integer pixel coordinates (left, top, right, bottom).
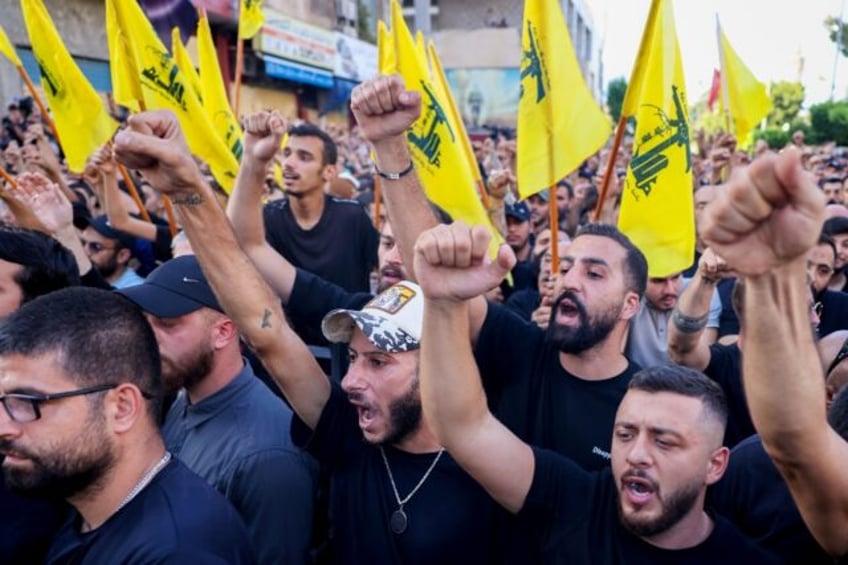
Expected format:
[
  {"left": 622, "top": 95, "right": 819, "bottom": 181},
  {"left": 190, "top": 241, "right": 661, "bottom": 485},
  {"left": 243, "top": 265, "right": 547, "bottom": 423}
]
[{"left": 321, "top": 281, "right": 423, "bottom": 353}]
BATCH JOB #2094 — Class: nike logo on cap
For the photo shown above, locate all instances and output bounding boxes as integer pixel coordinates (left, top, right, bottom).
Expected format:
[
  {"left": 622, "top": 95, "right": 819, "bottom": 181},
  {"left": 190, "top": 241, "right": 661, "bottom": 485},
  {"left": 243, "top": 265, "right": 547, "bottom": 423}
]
[{"left": 182, "top": 276, "right": 201, "bottom": 284}]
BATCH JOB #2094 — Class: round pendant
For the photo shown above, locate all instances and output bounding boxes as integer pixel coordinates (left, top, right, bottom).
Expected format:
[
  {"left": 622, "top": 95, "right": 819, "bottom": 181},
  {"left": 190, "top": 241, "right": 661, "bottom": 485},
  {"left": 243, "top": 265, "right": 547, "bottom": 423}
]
[{"left": 390, "top": 508, "right": 407, "bottom": 534}]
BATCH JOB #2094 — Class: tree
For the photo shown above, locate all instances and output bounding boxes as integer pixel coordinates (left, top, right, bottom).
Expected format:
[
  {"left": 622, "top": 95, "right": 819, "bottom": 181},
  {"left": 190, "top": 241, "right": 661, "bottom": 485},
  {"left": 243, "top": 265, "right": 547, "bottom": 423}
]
[
  {"left": 808, "top": 100, "right": 848, "bottom": 145},
  {"left": 767, "top": 81, "right": 805, "bottom": 128},
  {"left": 825, "top": 16, "right": 848, "bottom": 58},
  {"left": 606, "top": 77, "right": 627, "bottom": 122}
]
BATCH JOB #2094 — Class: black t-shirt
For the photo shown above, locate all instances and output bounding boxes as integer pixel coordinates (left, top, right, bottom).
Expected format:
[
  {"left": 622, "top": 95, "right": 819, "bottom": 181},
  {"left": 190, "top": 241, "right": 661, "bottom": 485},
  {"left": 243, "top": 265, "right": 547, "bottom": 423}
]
[
  {"left": 504, "top": 288, "right": 541, "bottom": 321},
  {"left": 817, "top": 288, "right": 848, "bottom": 337},
  {"left": 0, "top": 474, "right": 68, "bottom": 564},
  {"left": 291, "top": 385, "right": 497, "bottom": 565},
  {"left": 263, "top": 195, "right": 378, "bottom": 295},
  {"left": 474, "top": 303, "right": 639, "bottom": 471},
  {"left": 716, "top": 278, "right": 739, "bottom": 338},
  {"left": 708, "top": 435, "right": 831, "bottom": 564},
  {"left": 46, "top": 459, "right": 255, "bottom": 564},
  {"left": 287, "top": 268, "right": 372, "bottom": 380},
  {"left": 519, "top": 447, "right": 779, "bottom": 564},
  {"left": 704, "top": 343, "right": 754, "bottom": 448}
]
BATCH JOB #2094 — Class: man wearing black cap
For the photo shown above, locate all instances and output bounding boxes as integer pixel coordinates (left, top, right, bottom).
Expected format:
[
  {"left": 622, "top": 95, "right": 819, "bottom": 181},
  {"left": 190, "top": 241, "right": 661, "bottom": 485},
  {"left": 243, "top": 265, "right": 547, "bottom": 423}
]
[
  {"left": 82, "top": 215, "right": 144, "bottom": 289},
  {"left": 118, "top": 256, "right": 316, "bottom": 565},
  {"left": 113, "top": 108, "right": 498, "bottom": 564},
  {"left": 505, "top": 201, "right": 536, "bottom": 295}
]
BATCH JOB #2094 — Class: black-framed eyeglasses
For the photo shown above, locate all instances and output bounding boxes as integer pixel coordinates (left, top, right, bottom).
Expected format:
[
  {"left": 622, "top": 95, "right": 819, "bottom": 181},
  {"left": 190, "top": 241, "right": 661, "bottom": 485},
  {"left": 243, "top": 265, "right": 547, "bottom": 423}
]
[
  {"left": 1, "top": 384, "right": 125, "bottom": 423},
  {"left": 827, "top": 337, "right": 848, "bottom": 378}
]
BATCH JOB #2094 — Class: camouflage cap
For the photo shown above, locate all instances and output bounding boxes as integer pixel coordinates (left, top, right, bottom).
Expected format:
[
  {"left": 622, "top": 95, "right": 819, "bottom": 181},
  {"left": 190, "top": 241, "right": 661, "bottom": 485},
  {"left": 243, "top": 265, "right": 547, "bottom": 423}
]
[{"left": 322, "top": 281, "right": 423, "bottom": 353}]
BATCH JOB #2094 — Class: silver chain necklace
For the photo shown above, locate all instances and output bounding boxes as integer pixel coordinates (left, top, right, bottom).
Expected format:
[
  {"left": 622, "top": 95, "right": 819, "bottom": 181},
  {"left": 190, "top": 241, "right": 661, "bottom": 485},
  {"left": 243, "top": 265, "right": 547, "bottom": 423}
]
[
  {"left": 80, "top": 451, "right": 171, "bottom": 533},
  {"left": 378, "top": 446, "right": 445, "bottom": 535}
]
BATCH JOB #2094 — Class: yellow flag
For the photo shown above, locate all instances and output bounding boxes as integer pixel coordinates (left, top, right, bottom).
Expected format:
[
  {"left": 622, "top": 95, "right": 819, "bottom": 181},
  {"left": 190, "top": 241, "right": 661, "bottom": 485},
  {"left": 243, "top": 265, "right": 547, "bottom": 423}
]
[
  {"left": 21, "top": 0, "right": 118, "bottom": 172},
  {"left": 618, "top": 0, "right": 694, "bottom": 277},
  {"left": 377, "top": 20, "right": 395, "bottom": 75},
  {"left": 198, "top": 12, "right": 244, "bottom": 163},
  {"left": 389, "top": 0, "right": 502, "bottom": 253},
  {"left": 0, "top": 24, "right": 22, "bottom": 66},
  {"left": 106, "top": 0, "right": 239, "bottom": 192},
  {"left": 106, "top": 0, "right": 143, "bottom": 112},
  {"left": 171, "top": 28, "right": 203, "bottom": 105},
  {"left": 426, "top": 40, "right": 481, "bottom": 185},
  {"left": 516, "top": 0, "right": 611, "bottom": 199},
  {"left": 717, "top": 20, "right": 772, "bottom": 145},
  {"left": 238, "top": 0, "right": 265, "bottom": 40}
]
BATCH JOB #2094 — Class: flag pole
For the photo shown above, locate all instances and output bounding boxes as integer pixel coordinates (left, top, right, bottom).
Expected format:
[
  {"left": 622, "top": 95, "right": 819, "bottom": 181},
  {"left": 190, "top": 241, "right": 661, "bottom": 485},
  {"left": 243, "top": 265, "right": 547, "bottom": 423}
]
[
  {"left": 592, "top": 115, "right": 627, "bottom": 222},
  {"left": 16, "top": 64, "right": 59, "bottom": 142},
  {"left": 233, "top": 2, "right": 245, "bottom": 118},
  {"left": 116, "top": 163, "right": 152, "bottom": 223},
  {"left": 0, "top": 167, "right": 17, "bottom": 188},
  {"left": 716, "top": 15, "right": 732, "bottom": 133},
  {"left": 548, "top": 183, "right": 560, "bottom": 274}
]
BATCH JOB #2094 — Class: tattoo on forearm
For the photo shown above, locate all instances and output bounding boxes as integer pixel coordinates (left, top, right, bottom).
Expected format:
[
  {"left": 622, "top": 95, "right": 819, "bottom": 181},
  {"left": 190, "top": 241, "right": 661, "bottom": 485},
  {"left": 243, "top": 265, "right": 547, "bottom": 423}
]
[
  {"left": 261, "top": 308, "right": 272, "bottom": 329},
  {"left": 170, "top": 193, "right": 203, "bottom": 206}
]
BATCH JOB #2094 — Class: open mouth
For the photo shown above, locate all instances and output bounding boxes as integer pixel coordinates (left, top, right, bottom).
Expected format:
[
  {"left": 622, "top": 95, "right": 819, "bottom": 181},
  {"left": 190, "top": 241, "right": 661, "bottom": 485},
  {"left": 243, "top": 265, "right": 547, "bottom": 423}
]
[
  {"left": 556, "top": 298, "right": 581, "bottom": 323},
  {"left": 622, "top": 475, "right": 657, "bottom": 506}
]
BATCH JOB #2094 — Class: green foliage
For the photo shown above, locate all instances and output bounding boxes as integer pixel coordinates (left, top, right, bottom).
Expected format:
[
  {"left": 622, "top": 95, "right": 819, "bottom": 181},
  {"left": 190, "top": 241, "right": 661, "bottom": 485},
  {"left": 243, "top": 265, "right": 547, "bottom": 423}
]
[
  {"left": 767, "top": 81, "right": 805, "bottom": 128},
  {"left": 808, "top": 100, "right": 848, "bottom": 145},
  {"left": 753, "top": 128, "right": 789, "bottom": 149},
  {"left": 357, "top": 0, "right": 375, "bottom": 44},
  {"left": 606, "top": 77, "right": 627, "bottom": 122},
  {"left": 825, "top": 16, "right": 848, "bottom": 58},
  {"left": 689, "top": 92, "right": 725, "bottom": 138}
]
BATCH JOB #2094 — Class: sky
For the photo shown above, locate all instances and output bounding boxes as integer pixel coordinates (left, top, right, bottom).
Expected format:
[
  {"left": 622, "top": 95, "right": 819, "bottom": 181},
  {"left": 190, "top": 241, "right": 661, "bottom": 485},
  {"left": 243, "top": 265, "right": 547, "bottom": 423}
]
[{"left": 592, "top": 0, "right": 847, "bottom": 107}]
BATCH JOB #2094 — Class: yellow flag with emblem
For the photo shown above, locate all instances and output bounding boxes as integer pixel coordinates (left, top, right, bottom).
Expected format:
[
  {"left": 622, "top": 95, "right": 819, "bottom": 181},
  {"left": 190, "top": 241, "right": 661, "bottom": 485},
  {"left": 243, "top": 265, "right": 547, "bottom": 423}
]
[
  {"left": 517, "top": 0, "right": 611, "bottom": 199},
  {"left": 717, "top": 19, "right": 772, "bottom": 146},
  {"left": 238, "top": 0, "right": 265, "bottom": 40},
  {"left": 0, "top": 24, "right": 22, "bottom": 66},
  {"left": 198, "top": 11, "right": 244, "bottom": 163},
  {"left": 171, "top": 28, "right": 203, "bottom": 105},
  {"left": 618, "top": 0, "right": 694, "bottom": 277},
  {"left": 105, "top": 0, "right": 239, "bottom": 192},
  {"left": 20, "top": 0, "right": 118, "bottom": 173},
  {"left": 388, "top": 0, "right": 501, "bottom": 253},
  {"left": 377, "top": 20, "right": 395, "bottom": 75},
  {"left": 426, "top": 40, "right": 482, "bottom": 187}
]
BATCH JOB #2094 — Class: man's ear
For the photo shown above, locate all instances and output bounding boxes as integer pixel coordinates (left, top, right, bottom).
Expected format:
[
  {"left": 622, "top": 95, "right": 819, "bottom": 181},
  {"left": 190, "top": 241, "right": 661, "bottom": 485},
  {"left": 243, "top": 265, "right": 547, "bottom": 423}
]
[
  {"left": 117, "top": 247, "right": 132, "bottom": 266},
  {"left": 321, "top": 163, "right": 338, "bottom": 184}
]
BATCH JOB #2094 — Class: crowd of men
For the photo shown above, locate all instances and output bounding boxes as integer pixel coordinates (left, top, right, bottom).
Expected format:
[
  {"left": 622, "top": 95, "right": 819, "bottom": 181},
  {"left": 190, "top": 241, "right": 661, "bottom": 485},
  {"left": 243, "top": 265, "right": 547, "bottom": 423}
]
[{"left": 1, "top": 73, "right": 848, "bottom": 564}]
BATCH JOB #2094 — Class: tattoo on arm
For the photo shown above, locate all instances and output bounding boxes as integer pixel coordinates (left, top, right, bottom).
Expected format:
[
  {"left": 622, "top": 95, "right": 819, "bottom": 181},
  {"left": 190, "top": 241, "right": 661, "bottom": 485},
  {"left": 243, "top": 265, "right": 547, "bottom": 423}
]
[
  {"left": 261, "top": 308, "right": 272, "bottom": 329},
  {"left": 170, "top": 193, "right": 203, "bottom": 206}
]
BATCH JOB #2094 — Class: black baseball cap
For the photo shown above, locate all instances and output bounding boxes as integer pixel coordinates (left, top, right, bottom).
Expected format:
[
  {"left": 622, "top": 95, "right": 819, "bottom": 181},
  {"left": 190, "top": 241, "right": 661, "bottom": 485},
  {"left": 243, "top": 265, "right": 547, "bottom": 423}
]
[
  {"left": 117, "top": 255, "right": 223, "bottom": 317},
  {"left": 505, "top": 201, "right": 530, "bottom": 222}
]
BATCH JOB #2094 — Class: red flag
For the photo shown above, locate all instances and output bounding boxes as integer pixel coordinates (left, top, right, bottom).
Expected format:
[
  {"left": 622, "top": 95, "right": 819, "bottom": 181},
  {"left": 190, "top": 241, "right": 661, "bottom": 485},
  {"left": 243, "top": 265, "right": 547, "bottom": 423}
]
[{"left": 707, "top": 68, "right": 721, "bottom": 112}]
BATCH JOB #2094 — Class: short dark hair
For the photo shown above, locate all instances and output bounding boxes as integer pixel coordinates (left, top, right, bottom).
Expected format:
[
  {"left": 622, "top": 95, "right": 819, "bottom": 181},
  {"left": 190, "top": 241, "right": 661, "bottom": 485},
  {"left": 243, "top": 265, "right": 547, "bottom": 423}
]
[
  {"left": 818, "top": 233, "right": 837, "bottom": 262},
  {"left": 828, "top": 385, "right": 848, "bottom": 441},
  {"left": 0, "top": 227, "right": 80, "bottom": 305},
  {"left": 574, "top": 223, "right": 648, "bottom": 297},
  {"left": 819, "top": 175, "right": 845, "bottom": 188},
  {"left": 0, "top": 287, "right": 163, "bottom": 422},
  {"left": 288, "top": 123, "right": 338, "bottom": 167},
  {"left": 823, "top": 216, "right": 848, "bottom": 238},
  {"left": 629, "top": 365, "right": 728, "bottom": 430}
]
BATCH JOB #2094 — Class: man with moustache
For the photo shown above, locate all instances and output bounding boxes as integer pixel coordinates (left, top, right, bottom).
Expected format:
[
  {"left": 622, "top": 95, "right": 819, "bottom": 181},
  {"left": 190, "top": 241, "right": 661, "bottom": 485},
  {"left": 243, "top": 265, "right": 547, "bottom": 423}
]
[
  {"left": 228, "top": 104, "right": 418, "bottom": 380},
  {"left": 111, "top": 109, "right": 498, "bottom": 564},
  {"left": 262, "top": 122, "right": 378, "bottom": 294},
  {"left": 411, "top": 224, "right": 775, "bottom": 561},
  {"left": 118, "top": 256, "right": 316, "bottom": 565},
  {"left": 0, "top": 288, "right": 254, "bottom": 563},
  {"left": 472, "top": 221, "right": 647, "bottom": 471}
]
